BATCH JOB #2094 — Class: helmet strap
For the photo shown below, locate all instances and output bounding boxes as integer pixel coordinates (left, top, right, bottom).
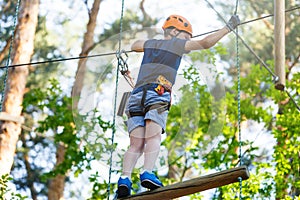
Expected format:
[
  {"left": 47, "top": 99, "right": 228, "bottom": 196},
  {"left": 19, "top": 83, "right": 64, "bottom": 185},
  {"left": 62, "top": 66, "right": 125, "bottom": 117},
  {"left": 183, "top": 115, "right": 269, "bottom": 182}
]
[
  {"left": 174, "top": 30, "right": 182, "bottom": 37},
  {"left": 164, "top": 28, "right": 185, "bottom": 39}
]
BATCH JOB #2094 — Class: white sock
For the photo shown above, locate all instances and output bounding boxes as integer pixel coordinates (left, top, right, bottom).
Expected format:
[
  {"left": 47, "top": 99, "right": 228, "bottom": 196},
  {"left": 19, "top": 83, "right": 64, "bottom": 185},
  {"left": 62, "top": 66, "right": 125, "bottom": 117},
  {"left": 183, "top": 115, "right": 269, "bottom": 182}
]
[
  {"left": 121, "top": 175, "right": 130, "bottom": 180},
  {"left": 141, "top": 169, "right": 151, "bottom": 174}
]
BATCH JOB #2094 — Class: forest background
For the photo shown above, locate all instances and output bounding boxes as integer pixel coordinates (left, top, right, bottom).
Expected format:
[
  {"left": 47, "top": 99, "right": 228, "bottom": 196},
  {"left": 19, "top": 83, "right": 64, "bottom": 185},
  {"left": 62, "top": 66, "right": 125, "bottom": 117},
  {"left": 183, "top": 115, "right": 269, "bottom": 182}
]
[{"left": 0, "top": 0, "right": 299, "bottom": 199}]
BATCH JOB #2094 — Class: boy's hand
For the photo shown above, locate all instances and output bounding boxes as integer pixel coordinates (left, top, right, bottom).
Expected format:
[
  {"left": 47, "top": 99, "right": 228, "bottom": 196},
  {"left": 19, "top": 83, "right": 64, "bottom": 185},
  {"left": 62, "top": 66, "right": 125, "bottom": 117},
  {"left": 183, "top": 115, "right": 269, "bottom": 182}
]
[{"left": 227, "top": 15, "right": 240, "bottom": 31}]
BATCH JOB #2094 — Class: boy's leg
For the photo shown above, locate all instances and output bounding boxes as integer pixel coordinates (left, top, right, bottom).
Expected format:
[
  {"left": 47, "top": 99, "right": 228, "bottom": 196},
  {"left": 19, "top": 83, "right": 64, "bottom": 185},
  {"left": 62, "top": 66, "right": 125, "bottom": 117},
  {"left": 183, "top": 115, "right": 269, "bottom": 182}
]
[
  {"left": 122, "top": 126, "right": 145, "bottom": 177},
  {"left": 140, "top": 120, "right": 164, "bottom": 190},
  {"left": 143, "top": 120, "right": 162, "bottom": 172},
  {"left": 117, "top": 127, "right": 145, "bottom": 197}
]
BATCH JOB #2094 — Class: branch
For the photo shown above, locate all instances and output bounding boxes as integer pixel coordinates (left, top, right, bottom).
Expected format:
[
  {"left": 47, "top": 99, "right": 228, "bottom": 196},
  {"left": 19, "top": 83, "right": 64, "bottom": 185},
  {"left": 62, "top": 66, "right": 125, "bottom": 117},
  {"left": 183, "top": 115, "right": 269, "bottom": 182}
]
[
  {"left": 0, "top": 36, "right": 12, "bottom": 64},
  {"left": 139, "top": 0, "right": 156, "bottom": 28},
  {"left": 139, "top": 0, "right": 150, "bottom": 21},
  {"left": 20, "top": 132, "right": 38, "bottom": 200},
  {"left": 286, "top": 53, "right": 300, "bottom": 79},
  {"left": 249, "top": 0, "right": 273, "bottom": 30}
]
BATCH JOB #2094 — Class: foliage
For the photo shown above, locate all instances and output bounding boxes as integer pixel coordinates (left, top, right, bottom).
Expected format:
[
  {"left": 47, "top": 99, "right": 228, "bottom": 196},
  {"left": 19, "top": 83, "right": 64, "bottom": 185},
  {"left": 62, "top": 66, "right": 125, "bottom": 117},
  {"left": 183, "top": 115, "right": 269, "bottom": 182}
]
[
  {"left": 19, "top": 79, "right": 114, "bottom": 198},
  {"left": 0, "top": 174, "right": 27, "bottom": 200},
  {"left": 27, "top": 15, "right": 64, "bottom": 89},
  {"left": 273, "top": 73, "right": 300, "bottom": 199},
  {"left": 164, "top": 42, "right": 300, "bottom": 199},
  {"left": 88, "top": 172, "right": 111, "bottom": 200},
  {"left": 217, "top": 0, "right": 300, "bottom": 79},
  {"left": 99, "top": 9, "right": 157, "bottom": 43}
]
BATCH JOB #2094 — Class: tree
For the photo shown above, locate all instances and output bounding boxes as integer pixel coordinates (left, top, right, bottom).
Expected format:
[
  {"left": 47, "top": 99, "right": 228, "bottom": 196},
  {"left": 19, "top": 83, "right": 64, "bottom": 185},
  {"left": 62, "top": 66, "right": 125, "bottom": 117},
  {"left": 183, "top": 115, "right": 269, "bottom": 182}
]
[
  {"left": 216, "top": 0, "right": 300, "bottom": 79},
  {"left": 215, "top": 1, "right": 300, "bottom": 199},
  {"left": 47, "top": 1, "right": 103, "bottom": 199},
  {"left": 0, "top": 0, "right": 39, "bottom": 176}
]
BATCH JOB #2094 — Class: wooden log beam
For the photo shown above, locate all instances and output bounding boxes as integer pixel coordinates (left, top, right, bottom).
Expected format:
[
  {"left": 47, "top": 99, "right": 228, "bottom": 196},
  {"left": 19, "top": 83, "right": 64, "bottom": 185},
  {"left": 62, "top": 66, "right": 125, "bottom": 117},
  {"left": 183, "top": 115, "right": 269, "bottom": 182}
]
[
  {"left": 274, "top": 0, "right": 286, "bottom": 90},
  {"left": 120, "top": 166, "right": 250, "bottom": 200},
  {"left": 0, "top": 112, "right": 24, "bottom": 124}
]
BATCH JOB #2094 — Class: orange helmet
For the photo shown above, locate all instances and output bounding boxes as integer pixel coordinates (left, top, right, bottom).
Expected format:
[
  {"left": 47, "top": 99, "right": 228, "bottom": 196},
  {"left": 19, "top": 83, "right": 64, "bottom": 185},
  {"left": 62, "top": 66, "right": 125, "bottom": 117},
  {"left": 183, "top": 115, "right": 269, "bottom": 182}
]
[{"left": 162, "top": 14, "right": 193, "bottom": 36}]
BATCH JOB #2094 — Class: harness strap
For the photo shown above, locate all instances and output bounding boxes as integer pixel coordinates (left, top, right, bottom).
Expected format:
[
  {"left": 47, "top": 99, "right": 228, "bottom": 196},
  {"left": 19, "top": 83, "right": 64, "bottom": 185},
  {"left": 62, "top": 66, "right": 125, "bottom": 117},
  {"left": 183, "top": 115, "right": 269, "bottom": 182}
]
[
  {"left": 144, "top": 102, "right": 170, "bottom": 114},
  {"left": 141, "top": 86, "right": 148, "bottom": 108},
  {"left": 127, "top": 83, "right": 171, "bottom": 118},
  {"left": 128, "top": 111, "right": 146, "bottom": 117},
  {"left": 128, "top": 102, "right": 170, "bottom": 118}
]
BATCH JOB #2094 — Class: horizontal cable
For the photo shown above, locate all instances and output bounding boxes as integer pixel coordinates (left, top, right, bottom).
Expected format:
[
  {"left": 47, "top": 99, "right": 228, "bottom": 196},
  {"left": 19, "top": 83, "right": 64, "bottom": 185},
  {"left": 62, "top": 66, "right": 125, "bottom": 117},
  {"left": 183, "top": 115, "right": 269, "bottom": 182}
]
[
  {"left": 0, "top": 5, "right": 299, "bottom": 69},
  {"left": 0, "top": 51, "right": 133, "bottom": 69},
  {"left": 192, "top": 5, "right": 300, "bottom": 38}
]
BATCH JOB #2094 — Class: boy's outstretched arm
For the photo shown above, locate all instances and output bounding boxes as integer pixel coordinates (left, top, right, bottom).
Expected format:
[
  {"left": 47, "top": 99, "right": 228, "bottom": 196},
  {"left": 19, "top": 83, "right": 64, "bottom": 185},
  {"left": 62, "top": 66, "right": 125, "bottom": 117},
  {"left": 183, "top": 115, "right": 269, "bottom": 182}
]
[{"left": 185, "top": 15, "right": 240, "bottom": 51}]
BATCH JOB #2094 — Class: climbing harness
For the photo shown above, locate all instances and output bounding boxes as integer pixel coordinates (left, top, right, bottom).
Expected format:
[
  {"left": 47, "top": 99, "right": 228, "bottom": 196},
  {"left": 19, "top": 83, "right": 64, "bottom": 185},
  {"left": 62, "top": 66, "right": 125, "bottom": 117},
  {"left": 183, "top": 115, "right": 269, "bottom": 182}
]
[
  {"left": 110, "top": 3, "right": 173, "bottom": 198},
  {"left": 125, "top": 83, "right": 171, "bottom": 119},
  {"left": 115, "top": 48, "right": 173, "bottom": 118}
]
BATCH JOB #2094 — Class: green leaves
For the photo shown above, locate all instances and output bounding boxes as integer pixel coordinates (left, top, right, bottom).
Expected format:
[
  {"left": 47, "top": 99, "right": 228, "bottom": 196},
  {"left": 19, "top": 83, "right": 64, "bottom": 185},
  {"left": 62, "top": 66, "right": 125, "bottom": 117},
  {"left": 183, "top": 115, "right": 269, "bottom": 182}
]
[
  {"left": 165, "top": 42, "right": 300, "bottom": 198},
  {"left": 0, "top": 174, "right": 27, "bottom": 200},
  {"left": 23, "top": 79, "right": 113, "bottom": 189}
]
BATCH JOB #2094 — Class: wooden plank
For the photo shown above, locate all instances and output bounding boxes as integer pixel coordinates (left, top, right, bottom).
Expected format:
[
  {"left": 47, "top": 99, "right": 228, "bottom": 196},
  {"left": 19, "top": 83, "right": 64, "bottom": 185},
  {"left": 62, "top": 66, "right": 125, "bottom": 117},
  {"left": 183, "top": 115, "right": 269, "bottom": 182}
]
[
  {"left": 0, "top": 112, "right": 25, "bottom": 124},
  {"left": 274, "top": 0, "right": 286, "bottom": 90},
  {"left": 120, "top": 166, "right": 250, "bottom": 200}
]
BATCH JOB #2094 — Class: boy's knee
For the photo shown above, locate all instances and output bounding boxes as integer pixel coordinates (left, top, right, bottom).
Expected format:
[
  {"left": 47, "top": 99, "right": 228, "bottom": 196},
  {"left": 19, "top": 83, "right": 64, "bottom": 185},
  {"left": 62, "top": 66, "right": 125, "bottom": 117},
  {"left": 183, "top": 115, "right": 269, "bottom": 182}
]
[
  {"left": 129, "top": 137, "right": 145, "bottom": 152},
  {"left": 136, "top": 142, "right": 145, "bottom": 152}
]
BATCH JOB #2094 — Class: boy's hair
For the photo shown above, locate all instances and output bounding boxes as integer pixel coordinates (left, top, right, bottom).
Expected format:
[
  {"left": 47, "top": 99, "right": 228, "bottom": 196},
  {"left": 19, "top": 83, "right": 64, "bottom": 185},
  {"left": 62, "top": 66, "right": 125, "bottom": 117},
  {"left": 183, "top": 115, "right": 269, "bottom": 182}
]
[
  {"left": 163, "top": 26, "right": 191, "bottom": 38},
  {"left": 163, "top": 27, "right": 175, "bottom": 37}
]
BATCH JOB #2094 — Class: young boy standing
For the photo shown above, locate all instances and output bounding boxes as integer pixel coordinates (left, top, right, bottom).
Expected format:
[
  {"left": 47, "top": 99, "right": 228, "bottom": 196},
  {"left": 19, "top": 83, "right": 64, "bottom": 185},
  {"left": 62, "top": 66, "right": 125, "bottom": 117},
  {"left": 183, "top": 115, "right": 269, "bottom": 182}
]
[{"left": 116, "top": 14, "right": 240, "bottom": 198}]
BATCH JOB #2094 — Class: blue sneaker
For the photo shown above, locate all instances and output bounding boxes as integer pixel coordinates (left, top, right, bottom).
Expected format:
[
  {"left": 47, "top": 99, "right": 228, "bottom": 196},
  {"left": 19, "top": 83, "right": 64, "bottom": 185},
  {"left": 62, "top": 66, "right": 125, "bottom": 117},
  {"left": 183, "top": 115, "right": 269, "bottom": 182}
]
[
  {"left": 140, "top": 171, "right": 163, "bottom": 190},
  {"left": 116, "top": 177, "right": 132, "bottom": 198}
]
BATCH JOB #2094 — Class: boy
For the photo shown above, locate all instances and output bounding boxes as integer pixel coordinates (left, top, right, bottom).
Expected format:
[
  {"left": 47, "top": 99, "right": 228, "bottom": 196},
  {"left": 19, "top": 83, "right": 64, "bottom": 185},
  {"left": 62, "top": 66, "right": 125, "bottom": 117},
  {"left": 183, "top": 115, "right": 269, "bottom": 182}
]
[{"left": 116, "top": 14, "right": 240, "bottom": 198}]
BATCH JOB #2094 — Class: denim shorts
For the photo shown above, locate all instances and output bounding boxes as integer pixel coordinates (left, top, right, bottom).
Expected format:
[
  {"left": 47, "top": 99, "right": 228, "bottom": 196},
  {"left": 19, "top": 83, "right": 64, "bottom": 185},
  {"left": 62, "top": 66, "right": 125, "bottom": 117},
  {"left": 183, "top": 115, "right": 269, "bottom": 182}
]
[{"left": 125, "top": 86, "right": 171, "bottom": 134}]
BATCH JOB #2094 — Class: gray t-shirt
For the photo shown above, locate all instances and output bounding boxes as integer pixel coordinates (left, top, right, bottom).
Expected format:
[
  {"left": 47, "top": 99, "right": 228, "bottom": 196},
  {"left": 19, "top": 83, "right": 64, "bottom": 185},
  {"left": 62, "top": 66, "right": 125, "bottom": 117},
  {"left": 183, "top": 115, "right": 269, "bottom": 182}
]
[{"left": 134, "top": 37, "right": 188, "bottom": 89}]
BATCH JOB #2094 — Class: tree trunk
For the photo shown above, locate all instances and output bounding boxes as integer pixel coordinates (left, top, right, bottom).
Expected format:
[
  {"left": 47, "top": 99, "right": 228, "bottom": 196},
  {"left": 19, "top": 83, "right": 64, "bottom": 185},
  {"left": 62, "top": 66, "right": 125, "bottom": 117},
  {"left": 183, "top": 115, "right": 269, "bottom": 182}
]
[
  {"left": 48, "top": 143, "right": 66, "bottom": 200},
  {"left": 20, "top": 132, "right": 37, "bottom": 200},
  {"left": 0, "top": 0, "right": 39, "bottom": 176},
  {"left": 47, "top": 1, "right": 102, "bottom": 199},
  {"left": 72, "top": 0, "right": 102, "bottom": 110}
]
